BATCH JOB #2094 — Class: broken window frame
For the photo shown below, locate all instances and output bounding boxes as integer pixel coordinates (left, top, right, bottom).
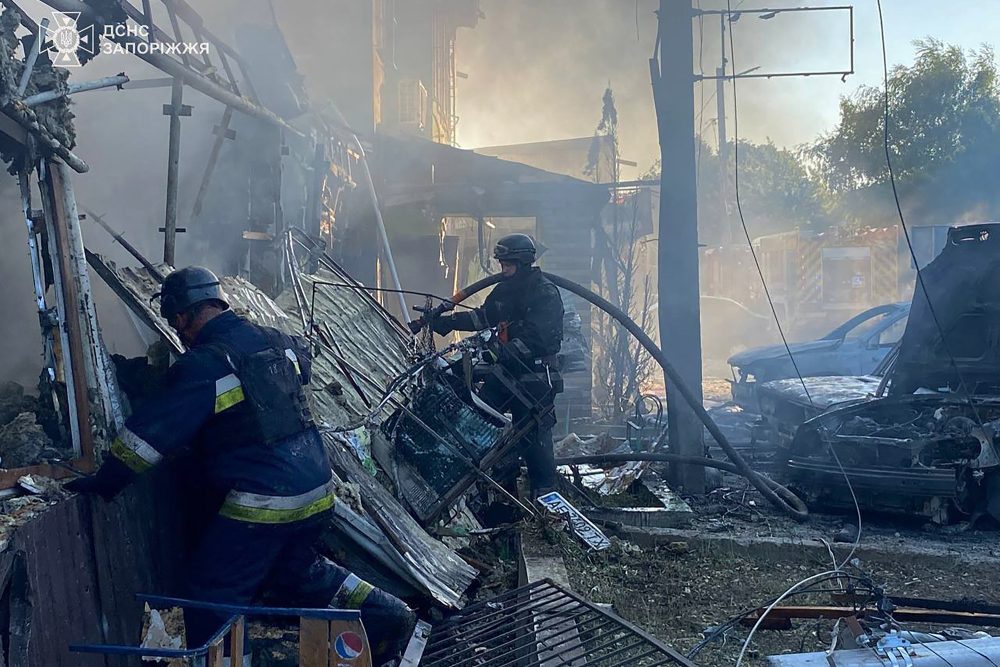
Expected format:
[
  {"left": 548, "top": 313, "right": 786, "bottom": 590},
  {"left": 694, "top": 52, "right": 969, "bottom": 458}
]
[{"left": 0, "top": 154, "right": 125, "bottom": 488}]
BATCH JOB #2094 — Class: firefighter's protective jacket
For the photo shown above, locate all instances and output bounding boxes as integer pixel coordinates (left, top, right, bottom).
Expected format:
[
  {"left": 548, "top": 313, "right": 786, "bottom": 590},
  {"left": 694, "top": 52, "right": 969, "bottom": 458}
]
[
  {"left": 97, "top": 311, "right": 333, "bottom": 523},
  {"left": 439, "top": 267, "right": 564, "bottom": 369}
]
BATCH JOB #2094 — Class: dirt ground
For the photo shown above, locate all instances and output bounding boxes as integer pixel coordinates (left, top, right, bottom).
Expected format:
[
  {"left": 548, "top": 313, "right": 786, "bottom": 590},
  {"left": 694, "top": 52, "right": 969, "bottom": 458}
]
[
  {"left": 549, "top": 460, "right": 1000, "bottom": 667},
  {"left": 559, "top": 523, "right": 1000, "bottom": 667}
]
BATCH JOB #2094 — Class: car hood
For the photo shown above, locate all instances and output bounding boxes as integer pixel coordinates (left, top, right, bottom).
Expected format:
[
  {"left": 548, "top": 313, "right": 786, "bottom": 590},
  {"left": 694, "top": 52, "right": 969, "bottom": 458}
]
[
  {"left": 758, "top": 375, "right": 882, "bottom": 411},
  {"left": 728, "top": 339, "right": 841, "bottom": 367}
]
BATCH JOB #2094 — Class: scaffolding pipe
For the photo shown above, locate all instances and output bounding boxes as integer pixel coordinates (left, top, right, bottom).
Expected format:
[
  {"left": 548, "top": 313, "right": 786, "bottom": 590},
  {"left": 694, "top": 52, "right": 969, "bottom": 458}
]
[
  {"left": 353, "top": 136, "right": 409, "bottom": 322},
  {"left": 437, "top": 272, "right": 810, "bottom": 521},
  {"left": 35, "top": 0, "right": 302, "bottom": 136},
  {"left": 16, "top": 17, "right": 48, "bottom": 95},
  {"left": 162, "top": 77, "right": 183, "bottom": 265},
  {"left": 83, "top": 208, "right": 165, "bottom": 281},
  {"left": 23, "top": 74, "right": 130, "bottom": 106}
]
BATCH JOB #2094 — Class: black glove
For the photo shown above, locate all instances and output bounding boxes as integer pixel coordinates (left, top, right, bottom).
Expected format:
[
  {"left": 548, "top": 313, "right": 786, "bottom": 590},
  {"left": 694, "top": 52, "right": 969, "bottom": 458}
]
[
  {"left": 63, "top": 457, "right": 133, "bottom": 501},
  {"left": 431, "top": 314, "right": 456, "bottom": 336},
  {"left": 407, "top": 317, "right": 426, "bottom": 335}
]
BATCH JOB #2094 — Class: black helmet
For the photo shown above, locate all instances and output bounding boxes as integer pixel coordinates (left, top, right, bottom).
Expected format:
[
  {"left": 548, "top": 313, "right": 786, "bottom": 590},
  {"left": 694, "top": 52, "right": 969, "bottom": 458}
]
[
  {"left": 154, "top": 266, "right": 229, "bottom": 319},
  {"left": 493, "top": 233, "right": 536, "bottom": 265}
]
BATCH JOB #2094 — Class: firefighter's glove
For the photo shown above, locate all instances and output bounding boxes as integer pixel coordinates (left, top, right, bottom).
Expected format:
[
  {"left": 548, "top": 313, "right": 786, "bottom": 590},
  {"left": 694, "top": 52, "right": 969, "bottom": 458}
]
[
  {"left": 430, "top": 314, "right": 456, "bottom": 336},
  {"left": 63, "top": 458, "right": 132, "bottom": 501},
  {"left": 407, "top": 318, "right": 426, "bottom": 335},
  {"left": 482, "top": 347, "right": 500, "bottom": 365},
  {"left": 482, "top": 336, "right": 505, "bottom": 366}
]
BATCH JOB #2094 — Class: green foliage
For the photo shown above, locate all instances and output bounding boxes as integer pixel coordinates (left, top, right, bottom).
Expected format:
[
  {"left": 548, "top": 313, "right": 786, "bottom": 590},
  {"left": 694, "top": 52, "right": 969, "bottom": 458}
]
[
  {"left": 646, "top": 137, "right": 831, "bottom": 245},
  {"left": 809, "top": 39, "right": 1000, "bottom": 226}
]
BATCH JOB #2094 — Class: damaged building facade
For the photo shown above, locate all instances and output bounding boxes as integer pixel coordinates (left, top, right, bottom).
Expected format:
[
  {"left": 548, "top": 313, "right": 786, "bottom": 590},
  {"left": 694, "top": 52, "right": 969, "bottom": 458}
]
[{"left": 0, "top": 0, "right": 636, "bottom": 664}]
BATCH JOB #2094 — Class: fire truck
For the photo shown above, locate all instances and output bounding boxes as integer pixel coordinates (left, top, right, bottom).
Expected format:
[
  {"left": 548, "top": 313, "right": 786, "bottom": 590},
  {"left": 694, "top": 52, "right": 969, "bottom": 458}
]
[{"left": 700, "top": 225, "right": 950, "bottom": 339}]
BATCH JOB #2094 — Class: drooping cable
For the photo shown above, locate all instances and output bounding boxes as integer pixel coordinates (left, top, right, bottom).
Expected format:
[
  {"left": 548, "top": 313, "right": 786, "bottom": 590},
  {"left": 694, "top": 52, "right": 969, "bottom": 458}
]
[
  {"left": 874, "top": 0, "right": 985, "bottom": 427},
  {"left": 735, "top": 570, "right": 851, "bottom": 667},
  {"left": 687, "top": 572, "right": 875, "bottom": 659},
  {"left": 724, "top": 0, "right": 860, "bottom": 554}
]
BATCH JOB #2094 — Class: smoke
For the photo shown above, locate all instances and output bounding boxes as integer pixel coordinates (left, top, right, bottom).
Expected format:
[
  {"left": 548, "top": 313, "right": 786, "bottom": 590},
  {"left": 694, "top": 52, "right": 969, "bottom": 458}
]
[
  {"left": 453, "top": 0, "right": 853, "bottom": 179},
  {"left": 0, "top": 0, "right": 265, "bottom": 384}
]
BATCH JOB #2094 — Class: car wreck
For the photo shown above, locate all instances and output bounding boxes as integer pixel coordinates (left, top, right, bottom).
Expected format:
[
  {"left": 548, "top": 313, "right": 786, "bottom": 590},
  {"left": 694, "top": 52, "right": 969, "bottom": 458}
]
[
  {"left": 755, "top": 346, "right": 896, "bottom": 450},
  {"left": 780, "top": 223, "right": 1000, "bottom": 524},
  {"left": 728, "top": 302, "right": 909, "bottom": 410}
]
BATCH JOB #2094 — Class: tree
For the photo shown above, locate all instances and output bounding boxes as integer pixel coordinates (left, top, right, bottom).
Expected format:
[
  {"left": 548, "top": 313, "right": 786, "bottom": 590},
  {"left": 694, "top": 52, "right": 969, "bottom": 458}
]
[
  {"left": 586, "top": 88, "right": 655, "bottom": 423},
  {"left": 647, "top": 137, "right": 830, "bottom": 247},
  {"left": 809, "top": 40, "right": 1000, "bottom": 226}
]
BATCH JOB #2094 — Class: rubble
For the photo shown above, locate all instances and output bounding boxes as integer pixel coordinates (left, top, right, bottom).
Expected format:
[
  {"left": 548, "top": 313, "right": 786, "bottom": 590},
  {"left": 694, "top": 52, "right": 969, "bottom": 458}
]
[{"left": 0, "top": 412, "right": 57, "bottom": 469}]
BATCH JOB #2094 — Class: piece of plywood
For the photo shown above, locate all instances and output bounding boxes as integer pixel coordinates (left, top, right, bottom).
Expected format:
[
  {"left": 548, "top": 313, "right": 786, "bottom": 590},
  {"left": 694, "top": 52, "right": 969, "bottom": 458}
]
[
  {"left": 327, "top": 619, "right": 372, "bottom": 667},
  {"left": 299, "top": 617, "right": 330, "bottom": 667}
]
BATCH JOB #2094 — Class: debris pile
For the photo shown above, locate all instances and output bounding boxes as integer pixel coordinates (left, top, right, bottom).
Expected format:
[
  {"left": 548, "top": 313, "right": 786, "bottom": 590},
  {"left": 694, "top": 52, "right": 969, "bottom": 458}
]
[{"left": 0, "top": 381, "right": 67, "bottom": 469}]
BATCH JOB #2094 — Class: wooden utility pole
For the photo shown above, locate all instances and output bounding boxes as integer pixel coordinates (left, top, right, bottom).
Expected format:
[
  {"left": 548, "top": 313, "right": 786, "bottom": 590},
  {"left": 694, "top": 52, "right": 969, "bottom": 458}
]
[{"left": 651, "top": 0, "right": 705, "bottom": 493}]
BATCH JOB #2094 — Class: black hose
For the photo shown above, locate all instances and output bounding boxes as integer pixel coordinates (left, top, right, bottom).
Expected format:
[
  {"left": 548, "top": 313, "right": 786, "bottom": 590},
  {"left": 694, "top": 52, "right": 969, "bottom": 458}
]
[
  {"left": 445, "top": 272, "right": 809, "bottom": 521},
  {"left": 555, "top": 452, "right": 805, "bottom": 513}
]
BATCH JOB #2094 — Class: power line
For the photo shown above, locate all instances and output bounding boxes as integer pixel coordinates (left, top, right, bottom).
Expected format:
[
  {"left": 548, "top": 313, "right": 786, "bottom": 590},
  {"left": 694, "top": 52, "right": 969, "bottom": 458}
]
[
  {"left": 874, "top": 0, "right": 985, "bottom": 428},
  {"left": 724, "top": 0, "right": 862, "bottom": 567}
]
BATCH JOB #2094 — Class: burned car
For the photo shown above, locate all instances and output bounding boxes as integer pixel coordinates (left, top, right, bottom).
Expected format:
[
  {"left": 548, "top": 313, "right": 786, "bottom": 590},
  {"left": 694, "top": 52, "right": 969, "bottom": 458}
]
[
  {"left": 755, "top": 346, "right": 897, "bottom": 450},
  {"left": 780, "top": 222, "right": 1000, "bottom": 524},
  {"left": 785, "top": 395, "right": 1000, "bottom": 524},
  {"left": 728, "top": 302, "right": 909, "bottom": 410}
]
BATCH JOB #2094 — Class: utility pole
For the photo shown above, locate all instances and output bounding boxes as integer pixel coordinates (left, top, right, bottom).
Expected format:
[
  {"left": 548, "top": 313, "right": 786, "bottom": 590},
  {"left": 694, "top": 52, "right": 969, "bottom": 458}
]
[{"left": 652, "top": 0, "right": 705, "bottom": 494}]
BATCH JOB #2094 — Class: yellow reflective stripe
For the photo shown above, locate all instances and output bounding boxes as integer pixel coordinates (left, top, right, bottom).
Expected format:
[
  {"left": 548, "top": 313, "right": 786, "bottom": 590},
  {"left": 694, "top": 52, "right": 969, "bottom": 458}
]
[
  {"left": 110, "top": 428, "right": 163, "bottom": 473},
  {"left": 335, "top": 574, "right": 375, "bottom": 609},
  {"left": 112, "top": 438, "right": 152, "bottom": 473},
  {"left": 214, "top": 387, "right": 244, "bottom": 413},
  {"left": 218, "top": 481, "right": 336, "bottom": 524},
  {"left": 219, "top": 493, "right": 334, "bottom": 524},
  {"left": 214, "top": 373, "right": 244, "bottom": 413}
]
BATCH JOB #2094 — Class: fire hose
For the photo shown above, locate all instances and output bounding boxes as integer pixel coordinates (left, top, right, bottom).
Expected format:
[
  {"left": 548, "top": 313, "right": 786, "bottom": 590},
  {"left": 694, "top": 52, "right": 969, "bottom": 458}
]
[{"left": 430, "top": 273, "right": 810, "bottom": 521}]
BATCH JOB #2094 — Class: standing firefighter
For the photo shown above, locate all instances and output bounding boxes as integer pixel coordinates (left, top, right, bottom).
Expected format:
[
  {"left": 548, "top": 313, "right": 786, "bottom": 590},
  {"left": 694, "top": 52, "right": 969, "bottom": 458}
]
[
  {"left": 410, "top": 233, "right": 565, "bottom": 496},
  {"left": 65, "top": 267, "right": 414, "bottom": 666}
]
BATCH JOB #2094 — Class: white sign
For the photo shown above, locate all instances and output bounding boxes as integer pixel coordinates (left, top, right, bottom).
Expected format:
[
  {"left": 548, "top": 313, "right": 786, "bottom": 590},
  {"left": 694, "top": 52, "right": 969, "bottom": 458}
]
[{"left": 537, "top": 491, "right": 611, "bottom": 551}]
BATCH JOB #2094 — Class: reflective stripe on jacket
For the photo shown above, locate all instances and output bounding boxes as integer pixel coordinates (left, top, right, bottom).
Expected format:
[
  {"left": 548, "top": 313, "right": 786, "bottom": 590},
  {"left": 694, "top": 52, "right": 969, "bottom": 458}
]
[{"left": 103, "top": 311, "right": 333, "bottom": 523}]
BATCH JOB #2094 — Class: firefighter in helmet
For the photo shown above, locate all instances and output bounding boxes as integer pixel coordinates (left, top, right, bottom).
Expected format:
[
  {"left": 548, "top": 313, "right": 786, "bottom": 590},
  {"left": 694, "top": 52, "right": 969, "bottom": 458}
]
[
  {"left": 65, "top": 267, "right": 414, "bottom": 666},
  {"left": 410, "top": 233, "right": 565, "bottom": 496}
]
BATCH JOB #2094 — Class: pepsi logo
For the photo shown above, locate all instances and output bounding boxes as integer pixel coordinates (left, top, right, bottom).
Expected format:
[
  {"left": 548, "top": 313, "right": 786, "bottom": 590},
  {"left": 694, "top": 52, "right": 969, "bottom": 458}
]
[{"left": 334, "top": 631, "right": 365, "bottom": 660}]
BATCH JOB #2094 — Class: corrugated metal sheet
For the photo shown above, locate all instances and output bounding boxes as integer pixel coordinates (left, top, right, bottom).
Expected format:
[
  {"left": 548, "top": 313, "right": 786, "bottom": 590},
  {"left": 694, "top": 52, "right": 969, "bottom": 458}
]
[
  {"left": 325, "top": 435, "right": 477, "bottom": 609},
  {"left": 279, "top": 267, "right": 412, "bottom": 429}
]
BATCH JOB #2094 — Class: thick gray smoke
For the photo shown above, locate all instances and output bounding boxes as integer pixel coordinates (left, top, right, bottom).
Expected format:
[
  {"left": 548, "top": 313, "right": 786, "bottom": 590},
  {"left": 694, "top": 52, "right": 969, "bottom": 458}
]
[
  {"left": 0, "top": 0, "right": 263, "bottom": 384},
  {"left": 453, "top": 0, "right": 854, "bottom": 178}
]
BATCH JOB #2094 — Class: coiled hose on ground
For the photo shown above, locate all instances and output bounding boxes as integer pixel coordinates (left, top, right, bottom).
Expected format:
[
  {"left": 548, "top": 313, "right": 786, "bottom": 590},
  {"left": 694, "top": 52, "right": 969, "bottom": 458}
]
[{"left": 445, "top": 272, "right": 809, "bottom": 521}]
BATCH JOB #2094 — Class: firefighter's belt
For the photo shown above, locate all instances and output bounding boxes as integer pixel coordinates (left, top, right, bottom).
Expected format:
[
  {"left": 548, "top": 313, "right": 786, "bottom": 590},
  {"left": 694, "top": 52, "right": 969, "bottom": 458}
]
[{"left": 219, "top": 480, "right": 336, "bottom": 524}]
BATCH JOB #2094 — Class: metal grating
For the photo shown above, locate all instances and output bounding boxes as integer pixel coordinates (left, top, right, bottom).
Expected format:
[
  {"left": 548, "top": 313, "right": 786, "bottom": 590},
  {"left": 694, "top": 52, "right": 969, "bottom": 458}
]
[{"left": 422, "top": 579, "right": 698, "bottom": 667}]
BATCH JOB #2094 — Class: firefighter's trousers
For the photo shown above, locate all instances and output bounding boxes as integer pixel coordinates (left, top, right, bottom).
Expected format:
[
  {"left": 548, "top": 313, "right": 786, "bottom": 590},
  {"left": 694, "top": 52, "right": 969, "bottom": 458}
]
[{"left": 184, "top": 513, "right": 415, "bottom": 665}]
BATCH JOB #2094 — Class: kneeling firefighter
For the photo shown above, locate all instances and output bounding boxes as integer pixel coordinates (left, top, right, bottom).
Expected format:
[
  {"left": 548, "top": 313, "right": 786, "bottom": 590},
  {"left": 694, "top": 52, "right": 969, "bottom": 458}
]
[
  {"left": 409, "top": 233, "right": 565, "bottom": 496},
  {"left": 65, "top": 267, "right": 414, "bottom": 666}
]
